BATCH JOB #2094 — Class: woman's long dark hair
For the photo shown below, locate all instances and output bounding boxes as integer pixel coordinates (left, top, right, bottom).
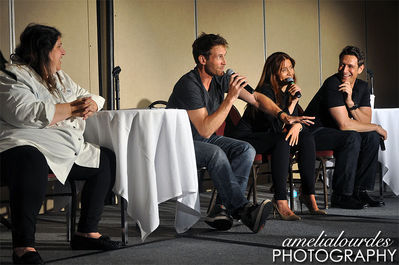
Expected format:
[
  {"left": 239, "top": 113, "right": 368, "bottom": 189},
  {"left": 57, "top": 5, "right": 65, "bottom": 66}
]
[
  {"left": 247, "top": 52, "right": 296, "bottom": 118},
  {"left": 11, "top": 23, "right": 61, "bottom": 94}
]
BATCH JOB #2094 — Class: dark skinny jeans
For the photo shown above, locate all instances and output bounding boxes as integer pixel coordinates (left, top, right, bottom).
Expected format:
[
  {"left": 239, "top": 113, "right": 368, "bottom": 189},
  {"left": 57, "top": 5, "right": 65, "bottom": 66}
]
[
  {"left": 0, "top": 145, "right": 115, "bottom": 248},
  {"left": 230, "top": 128, "right": 316, "bottom": 200}
]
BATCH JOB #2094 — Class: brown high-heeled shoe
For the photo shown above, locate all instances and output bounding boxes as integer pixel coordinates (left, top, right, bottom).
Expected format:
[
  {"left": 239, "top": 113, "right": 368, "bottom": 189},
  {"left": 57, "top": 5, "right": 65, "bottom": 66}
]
[
  {"left": 299, "top": 194, "right": 327, "bottom": 215},
  {"left": 272, "top": 200, "right": 301, "bottom": 221}
]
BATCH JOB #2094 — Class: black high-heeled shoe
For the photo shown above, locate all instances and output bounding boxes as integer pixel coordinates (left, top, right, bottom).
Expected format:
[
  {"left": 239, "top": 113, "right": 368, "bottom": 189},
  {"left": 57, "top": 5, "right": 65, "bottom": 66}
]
[
  {"left": 299, "top": 194, "right": 327, "bottom": 215},
  {"left": 12, "top": 251, "right": 44, "bottom": 264}
]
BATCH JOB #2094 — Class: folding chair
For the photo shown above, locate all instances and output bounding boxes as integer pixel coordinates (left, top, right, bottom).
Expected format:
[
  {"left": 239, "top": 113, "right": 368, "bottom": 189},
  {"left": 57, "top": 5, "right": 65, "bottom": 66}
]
[
  {"left": 148, "top": 100, "right": 168, "bottom": 109},
  {"left": 315, "top": 150, "right": 334, "bottom": 209}
]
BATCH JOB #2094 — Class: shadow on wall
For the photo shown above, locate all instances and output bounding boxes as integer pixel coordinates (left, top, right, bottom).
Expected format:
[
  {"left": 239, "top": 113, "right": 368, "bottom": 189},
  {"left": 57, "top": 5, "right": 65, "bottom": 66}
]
[{"left": 136, "top": 99, "right": 152, "bottom": 109}]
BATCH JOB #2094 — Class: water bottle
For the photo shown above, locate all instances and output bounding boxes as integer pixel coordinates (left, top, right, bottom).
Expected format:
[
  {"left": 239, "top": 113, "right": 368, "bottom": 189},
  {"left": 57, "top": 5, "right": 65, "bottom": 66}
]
[
  {"left": 288, "top": 185, "right": 299, "bottom": 212},
  {"left": 292, "top": 186, "right": 298, "bottom": 212}
]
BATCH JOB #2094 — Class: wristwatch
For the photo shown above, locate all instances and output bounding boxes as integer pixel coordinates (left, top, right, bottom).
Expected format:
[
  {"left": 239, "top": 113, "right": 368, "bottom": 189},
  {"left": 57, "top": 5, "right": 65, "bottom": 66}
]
[{"left": 348, "top": 104, "right": 359, "bottom": 110}]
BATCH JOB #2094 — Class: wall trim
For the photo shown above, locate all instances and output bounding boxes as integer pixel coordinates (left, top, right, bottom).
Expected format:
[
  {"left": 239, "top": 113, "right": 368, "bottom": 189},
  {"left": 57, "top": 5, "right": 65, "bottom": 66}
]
[
  {"left": 194, "top": 0, "right": 198, "bottom": 39},
  {"left": 262, "top": 0, "right": 266, "bottom": 62},
  {"left": 317, "top": 0, "right": 322, "bottom": 87},
  {"left": 8, "top": 0, "right": 15, "bottom": 55}
]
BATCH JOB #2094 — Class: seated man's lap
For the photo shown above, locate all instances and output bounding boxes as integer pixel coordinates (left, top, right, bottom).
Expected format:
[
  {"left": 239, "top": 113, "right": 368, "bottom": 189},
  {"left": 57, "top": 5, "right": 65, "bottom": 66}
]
[
  {"left": 359, "top": 131, "right": 380, "bottom": 146},
  {"left": 193, "top": 135, "right": 255, "bottom": 170},
  {"left": 312, "top": 127, "right": 362, "bottom": 152},
  {"left": 194, "top": 140, "right": 227, "bottom": 168}
]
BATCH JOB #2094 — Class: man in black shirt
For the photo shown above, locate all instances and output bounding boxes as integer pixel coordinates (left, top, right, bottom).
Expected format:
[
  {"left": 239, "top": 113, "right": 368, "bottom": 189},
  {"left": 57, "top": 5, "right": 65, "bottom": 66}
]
[
  {"left": 305, "top": 46, "right": 387, "bottom": 209},
  {"left": 168, "top": 33, "right": 314, "bottom": 232}
]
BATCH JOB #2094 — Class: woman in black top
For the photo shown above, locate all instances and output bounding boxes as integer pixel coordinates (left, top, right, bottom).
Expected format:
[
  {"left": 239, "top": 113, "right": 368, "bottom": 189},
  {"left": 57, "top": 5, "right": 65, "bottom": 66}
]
[{"left": 227, "top": 52, "right": 325, "bottom": 220}]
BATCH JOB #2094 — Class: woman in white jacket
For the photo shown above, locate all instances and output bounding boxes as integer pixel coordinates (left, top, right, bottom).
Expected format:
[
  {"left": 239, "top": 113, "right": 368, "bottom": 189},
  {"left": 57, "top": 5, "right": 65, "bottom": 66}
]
[{"left": 0, "top": 24, "right": 121, "bottom": 265}]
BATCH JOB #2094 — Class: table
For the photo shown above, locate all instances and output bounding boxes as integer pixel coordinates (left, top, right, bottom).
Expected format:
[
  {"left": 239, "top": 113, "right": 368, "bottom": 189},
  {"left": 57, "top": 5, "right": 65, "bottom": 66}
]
[
  {"left": 372, "top": 108, "right": 399, "bottom": 195},
  {"left": 84, "top": 109, "right": 200, "bottom": 240}
]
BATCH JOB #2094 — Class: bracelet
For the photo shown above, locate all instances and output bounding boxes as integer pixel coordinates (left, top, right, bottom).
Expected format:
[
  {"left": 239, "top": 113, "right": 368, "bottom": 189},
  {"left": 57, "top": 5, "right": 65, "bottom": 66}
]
[
  {"left": 277, "top": 110, "right": 285, "bottom": 122},
  {"left": 348, "top": 104, "right": 358, "bottom": 111}
]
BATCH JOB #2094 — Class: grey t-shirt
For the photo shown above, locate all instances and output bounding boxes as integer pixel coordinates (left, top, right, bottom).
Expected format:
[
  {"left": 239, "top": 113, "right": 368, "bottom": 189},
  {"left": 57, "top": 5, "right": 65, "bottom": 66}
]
[{"left": 167, "top": 68, "right": 229, "bottom": 140}]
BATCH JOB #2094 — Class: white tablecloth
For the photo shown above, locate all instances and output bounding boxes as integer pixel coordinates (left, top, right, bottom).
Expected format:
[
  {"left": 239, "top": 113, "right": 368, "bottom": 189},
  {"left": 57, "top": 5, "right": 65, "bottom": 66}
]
[
  {"left": 372, "top": 108, "right": 399, "bottom": 195},
  {"left": 84, "top": 109, "right": 200, "bottom": 240}
]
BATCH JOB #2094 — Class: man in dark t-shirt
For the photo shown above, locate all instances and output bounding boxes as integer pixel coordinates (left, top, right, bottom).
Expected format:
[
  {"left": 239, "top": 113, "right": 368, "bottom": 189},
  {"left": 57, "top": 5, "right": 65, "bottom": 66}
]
[
  {"left": 305, "top": 46, "right": 387, "bottom": 209},
  {"left": 168, "top": 33, "right": 314, "bottom": 232}
]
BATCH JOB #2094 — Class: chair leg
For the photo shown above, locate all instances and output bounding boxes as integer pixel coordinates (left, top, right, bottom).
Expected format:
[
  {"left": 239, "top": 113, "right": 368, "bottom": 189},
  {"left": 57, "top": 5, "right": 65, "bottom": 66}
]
[
  {"left": 66, "top": 198, "right": 72, "bottom": 241},
  {"left": 288, "top": 157, "right": 295, "bottom": 210},
  {"left": 320, "top": 159, "right": 329, "bottom": 209},
  {"left": 379, "top": 162, "right": 384, "bottom": 203},
  {"left": 197, "top": 168, "right": 207, "bottom": 193},
  {"left": 69, "top": 180, "right": 78, "bottom": 241},
  {"left": 0, "top": 215, "right": 12, "bottom": 229},
  {"left": 247, "top": 185, "right": 253, "bottom": 202},
  {"left": 247, "top": 164, "right": 258, "bottom": 204},
  {"left": 207, "top": 189, "right": 217, "bottom": 215},
  {"left": 252, "top": 164, "right": 258, "bottom": 204},
  {"left": 247, "top": 173, "right": 253, "bottom": 202},
  {"left": 120, "top": 196, "right": 128, "bottom": 246}
]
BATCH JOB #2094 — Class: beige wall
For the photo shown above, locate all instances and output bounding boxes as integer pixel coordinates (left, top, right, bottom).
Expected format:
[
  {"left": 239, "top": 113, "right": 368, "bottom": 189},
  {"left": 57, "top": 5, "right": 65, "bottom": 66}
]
[
  {"left": 0, "top": 0, "right": 11, "bottom": 59},
  {"left": 266, "top": 0, "right": 320, "bottom": 110},
  {"left": 115, "top": 0, "right": 398, "bottom": 111},
  {"left": 114, "top": 0, "right": 195, "bottom": 109},
  {"left": 365, "top": 1, "right": 399, "bottom": 108},
  {"left": 320, "top": 0, "right": 367, "bottom": 81},
  {"left": 197, "top": 0, "right": 265, "bottom": 113},
  {"left": 0, "top": 0, "right": 98, "bottom": 94},
  {"left": 1, "top": 0, "right": 398, "bottom": 109}
]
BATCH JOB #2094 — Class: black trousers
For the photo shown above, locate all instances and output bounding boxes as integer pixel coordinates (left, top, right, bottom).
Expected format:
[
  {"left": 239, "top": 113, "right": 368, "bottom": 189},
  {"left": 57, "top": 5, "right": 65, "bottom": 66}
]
[
  {"left": 231, "top": 128, "right": 316, "bottom": 200},
  {"left": 0, "top": 145, "right": 116, "bottom": 248},
  {"left": 312, "top": 127, "right": 379, "bottom": 196}
]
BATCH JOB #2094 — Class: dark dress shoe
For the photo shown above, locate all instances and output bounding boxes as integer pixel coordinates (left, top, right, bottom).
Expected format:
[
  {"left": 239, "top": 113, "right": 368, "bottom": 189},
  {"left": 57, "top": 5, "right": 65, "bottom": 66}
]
[
  {"left": 12, "top": 251, "right": 44, "bottom": 264},
  {"left": 357, "top": 191, "right": 385, "bottom": 207},
  {"left": 331, "top": 193, "right": 365, "bottom": 209},
  {"left": 71, "top": 235, "right": 122, "bottom": 250}
]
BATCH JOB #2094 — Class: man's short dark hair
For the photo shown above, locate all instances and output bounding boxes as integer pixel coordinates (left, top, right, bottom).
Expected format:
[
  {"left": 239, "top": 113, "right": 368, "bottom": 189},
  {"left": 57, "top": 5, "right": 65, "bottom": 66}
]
[
  {"left": 339, "top": 46, "right": 365, "bottom": 66},
  {"left": 192, "top": 33, "right": 228, "bottom": 64}
]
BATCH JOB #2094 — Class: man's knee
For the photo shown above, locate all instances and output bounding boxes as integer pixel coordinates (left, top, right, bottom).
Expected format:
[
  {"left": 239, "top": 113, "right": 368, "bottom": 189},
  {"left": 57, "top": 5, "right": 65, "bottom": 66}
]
[
  {"left": 361, "top": 131, "right": 380, "bottom": 148},
  {"left": 210, "top": 146, "right": 230, "bottom": 165},
  {"left": 240, "top": 141, "right": 256, "bottom": 162},
  {"left": 195, "top": 142, "right": 229, "bottom": 169},
  {"left": 344, "top": 131, "right": 362, "bottom": 150}
]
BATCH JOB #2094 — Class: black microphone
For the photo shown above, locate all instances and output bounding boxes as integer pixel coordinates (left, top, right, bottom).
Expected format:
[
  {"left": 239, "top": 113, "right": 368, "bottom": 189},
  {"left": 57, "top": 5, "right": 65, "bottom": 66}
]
[
  {"left": 367, "top": 69, "right": 374, "bottom": 94},
  {"left": 284, "top": 77, "right": 301, "bottom": 98},
  {"left": 226, "top": 68, "right": 254, "bottom": 94},
  {"left": 380, "top": 138, "right": 386, "bottom": 151}
]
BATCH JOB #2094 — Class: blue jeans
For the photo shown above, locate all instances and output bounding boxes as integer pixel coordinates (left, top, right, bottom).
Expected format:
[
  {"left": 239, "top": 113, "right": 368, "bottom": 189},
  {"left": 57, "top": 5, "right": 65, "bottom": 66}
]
[
  {"left": 194, "top": 135, "right": 255, "bottom": 212},
  {"left": 312, "top": 127, "right": 380, "bottom": 196}
]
